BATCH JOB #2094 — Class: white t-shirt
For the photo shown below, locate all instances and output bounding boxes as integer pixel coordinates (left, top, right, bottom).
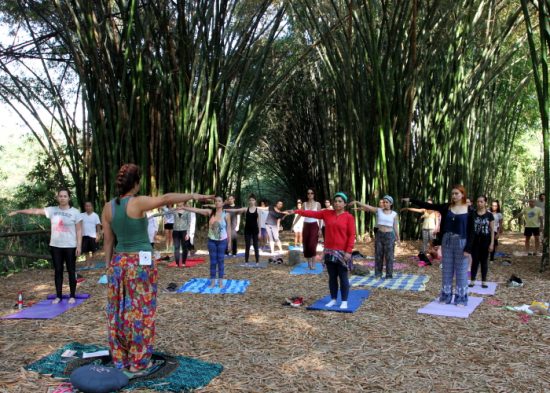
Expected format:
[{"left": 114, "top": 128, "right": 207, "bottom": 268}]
[
  {"left": 80, "top": 212, "right": 101, "bottom": 238},
  {"left": 147, "top": 212, "right": 159, "bottom": 243},
  {"left": 162, "top": 207, "right": 175, "bottom": 224},
  {"left": 492, "top": 212, "right": 503, "bottom": 232},
  {"left": 259, "top": 209, "right": 269, "bottom": 229},
  {"left": 45, "top": 206, "right": 82, "bottom": 248}
]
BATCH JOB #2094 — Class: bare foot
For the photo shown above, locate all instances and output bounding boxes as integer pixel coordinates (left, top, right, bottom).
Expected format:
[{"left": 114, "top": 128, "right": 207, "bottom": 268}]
[
  {"left": 218, "top": 279, "right": 224, "bottom": 288},
  {"left": 52, "top": 298, "right": 61, "bottom": 304},
  {"left": 208, "top": 280, "right": 216, "bottom": 288},
  {"left": 68, "top": 297, "right": 76, "bottom": 304}
]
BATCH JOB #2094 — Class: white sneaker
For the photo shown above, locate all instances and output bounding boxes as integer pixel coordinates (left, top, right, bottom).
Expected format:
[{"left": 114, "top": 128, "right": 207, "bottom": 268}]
[
  {"left": 340, "top": 301, "right": 348, "bottom": 310},
  {"left": 325, "top": 299, "right": 337, "bottom": 307}
]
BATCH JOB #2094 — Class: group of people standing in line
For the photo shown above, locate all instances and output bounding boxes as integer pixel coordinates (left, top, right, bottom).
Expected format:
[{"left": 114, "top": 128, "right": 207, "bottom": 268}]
[{"left": 7, "top": 162, "right": 545, "bottom": 377}]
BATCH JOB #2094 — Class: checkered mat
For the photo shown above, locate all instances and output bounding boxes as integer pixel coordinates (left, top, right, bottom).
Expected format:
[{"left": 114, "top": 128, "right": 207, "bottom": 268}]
[
  {"left": 349, "top": 272, "right": 430, "bottom": 291},
  {"left": 176, "top": 278, "right": 250, "bottom": 294}
]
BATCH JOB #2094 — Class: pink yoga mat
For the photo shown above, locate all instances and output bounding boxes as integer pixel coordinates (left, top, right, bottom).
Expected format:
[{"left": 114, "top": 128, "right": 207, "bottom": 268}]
[
  {"left": 417, "top": 296, "right": 483, "bottom": 318},
  {"left": 167, "top": 258, "right": 205, "bottom": 268}
]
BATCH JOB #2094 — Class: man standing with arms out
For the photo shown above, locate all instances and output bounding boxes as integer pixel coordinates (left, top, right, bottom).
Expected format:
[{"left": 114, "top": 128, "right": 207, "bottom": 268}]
[
  {"left": 520, "top": 199, "right": 544, "bottom": 255},
  {"left": 81, "top": 201, "right": 102, "bottom": 261}
]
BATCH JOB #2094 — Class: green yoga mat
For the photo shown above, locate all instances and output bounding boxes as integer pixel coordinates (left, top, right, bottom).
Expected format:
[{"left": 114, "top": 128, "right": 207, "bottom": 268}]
[{"left": 26, "top": 342, "right": 223, "bottom": 392}]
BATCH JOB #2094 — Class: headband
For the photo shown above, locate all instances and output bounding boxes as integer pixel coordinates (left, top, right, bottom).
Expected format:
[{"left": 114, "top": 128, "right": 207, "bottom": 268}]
[{"left": 333, "top": 192, "right": 348, "bottom": 203}]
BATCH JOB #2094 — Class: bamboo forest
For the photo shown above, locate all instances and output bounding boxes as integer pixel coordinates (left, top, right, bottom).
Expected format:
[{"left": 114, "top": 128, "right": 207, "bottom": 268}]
[{"left": 0, "top": 1, "right": 548, "bottom": 392}]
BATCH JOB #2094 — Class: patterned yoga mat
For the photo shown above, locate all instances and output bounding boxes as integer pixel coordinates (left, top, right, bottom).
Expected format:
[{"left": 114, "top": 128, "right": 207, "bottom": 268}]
[
  {"left": 350, "top": 272, "right": 430, "bottom": 291},
  {"left": 176, "top": 278, "right": 250, "bottom": 294}
]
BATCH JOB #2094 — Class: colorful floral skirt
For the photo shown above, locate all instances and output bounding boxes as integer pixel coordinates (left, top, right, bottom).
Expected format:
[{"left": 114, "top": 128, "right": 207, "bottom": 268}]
[{"left": 106, "top": 253, "right": 158, "bottom": 370}]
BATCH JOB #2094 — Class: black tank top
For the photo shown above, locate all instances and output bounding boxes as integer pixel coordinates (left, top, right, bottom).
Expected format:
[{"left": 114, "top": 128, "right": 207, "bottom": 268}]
[{"left": 244, "top": 207, "right": 259, "bottom": 233}]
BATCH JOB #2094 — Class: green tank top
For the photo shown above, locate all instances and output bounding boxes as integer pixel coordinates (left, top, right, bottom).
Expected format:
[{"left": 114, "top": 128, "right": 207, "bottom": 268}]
[{"left": 111, "top": 197, "right": 153, "bottom": 253}]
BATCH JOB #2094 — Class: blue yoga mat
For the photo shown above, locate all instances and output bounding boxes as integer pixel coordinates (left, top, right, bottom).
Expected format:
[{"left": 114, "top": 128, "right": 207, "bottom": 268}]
[
  {"left": 307, "top": 289, "right": 370, "bottom": 313},
  {"left": 290, "top": 262, "right": 323, "bottom": 275},
  {"left": 76, "top": 261, "right": 106, "bottom": 271},
  {"left": 494, "top": 251, "right": 509, "bottom": 257},
  {"left": 224, "top": 252, "right": 245, "bottom": 258},
  {"left": 176, "top": 278, "right": 250, "bottom": 294}
]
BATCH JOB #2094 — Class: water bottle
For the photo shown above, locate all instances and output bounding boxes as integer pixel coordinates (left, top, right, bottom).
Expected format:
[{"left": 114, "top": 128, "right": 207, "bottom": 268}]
[{"left": 17, "top": 291, "right": 23, "bottom": 310}]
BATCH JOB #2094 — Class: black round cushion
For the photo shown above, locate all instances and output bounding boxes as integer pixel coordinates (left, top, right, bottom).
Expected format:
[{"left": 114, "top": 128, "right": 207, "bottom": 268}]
[{"left": 70, "top": 364, "right": 129, "bottom": 393}]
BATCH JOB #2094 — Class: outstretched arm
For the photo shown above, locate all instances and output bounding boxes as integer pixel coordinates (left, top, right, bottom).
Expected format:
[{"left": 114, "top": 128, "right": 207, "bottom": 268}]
[
  {"left": 224, "top": 207, "right": 248, "bottom": 214},
  {"left": 180, "top": 206, "right": 212, "bottom": 217},
  {"left": 134, "top": 193, "right": 214, "bottom": 212},
  {"left": 8, "top": 208, "right": 46, "bottom": 216},
  {"left": 349, "top": 201, "right": 377, "bottom": 213},
  {"left": 401, "top": 207, "right": 425, "bottom": 214}
]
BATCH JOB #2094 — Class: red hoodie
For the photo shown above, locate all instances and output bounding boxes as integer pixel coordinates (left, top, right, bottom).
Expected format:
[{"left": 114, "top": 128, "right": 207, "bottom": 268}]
[{"left": 295, "top": 209, "right": 355, "bottom": 253}]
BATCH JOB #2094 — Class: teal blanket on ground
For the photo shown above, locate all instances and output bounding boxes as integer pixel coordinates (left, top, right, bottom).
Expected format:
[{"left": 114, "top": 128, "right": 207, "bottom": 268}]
[{"left": 25, "top": 342, "right": 223, "bottom": 392}]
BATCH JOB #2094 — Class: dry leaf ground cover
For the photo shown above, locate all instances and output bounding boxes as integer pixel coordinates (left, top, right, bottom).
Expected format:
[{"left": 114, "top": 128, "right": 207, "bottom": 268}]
[{"left": 0, "top": 232, "right": 549, "bottom": 392}]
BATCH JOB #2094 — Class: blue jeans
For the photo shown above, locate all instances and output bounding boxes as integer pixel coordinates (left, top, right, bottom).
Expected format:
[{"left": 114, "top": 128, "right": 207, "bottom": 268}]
[
  {"left": 208, "top": 238, "right": 227, "bottom": 279},
  {"left": 325, "top": 258, "right": 350, "bottom": 301}
]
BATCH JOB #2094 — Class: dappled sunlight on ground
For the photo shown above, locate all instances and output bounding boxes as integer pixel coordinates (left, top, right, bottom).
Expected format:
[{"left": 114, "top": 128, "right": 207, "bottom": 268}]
[{"left": 0, "top": 232, "right": 548, "bottom": 392}]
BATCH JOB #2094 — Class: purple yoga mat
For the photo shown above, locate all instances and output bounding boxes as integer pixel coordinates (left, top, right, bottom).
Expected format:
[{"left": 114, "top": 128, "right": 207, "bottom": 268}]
[
  {"left": 46, "top": 294, "right": 90, "bottom": 300},
  {"left": 2, "top": 294, "right": 90, "bottom": 320},
  {"left": 467, "top": 281, "right": 497, "bottom": 296},
  {"left": 417, "top": 296, "right": 483, "bottom": 318}
]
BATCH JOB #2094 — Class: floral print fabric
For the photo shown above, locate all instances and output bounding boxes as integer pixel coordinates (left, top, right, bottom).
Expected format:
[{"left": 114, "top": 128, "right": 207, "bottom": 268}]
[{"left": 107, "top": 253, "right": 158, "bottom": 370}]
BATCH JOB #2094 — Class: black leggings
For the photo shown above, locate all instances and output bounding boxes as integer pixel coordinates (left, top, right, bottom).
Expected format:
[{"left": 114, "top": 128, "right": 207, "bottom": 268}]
[
  {"left": 490, "top": 236, "right": 498, "bottom": 261},
  {"left": 471, "top": 236, "right": 491, "bottom": 282},
  {"left": 50, "top": 246, "right": 77, "bottom": 299},
  {"left": 325, "top": 259, "right": 350, "bottom": 301},
  {"left": 173, "top": 230, "right": 189, "bottom": 265},
  {"left": 244, "top": 231, "right": 259, "bottom": 263}
]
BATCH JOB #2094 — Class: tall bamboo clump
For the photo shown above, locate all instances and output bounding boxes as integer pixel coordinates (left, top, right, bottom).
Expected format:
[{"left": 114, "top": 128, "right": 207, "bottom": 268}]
[
  {"left": 277, "top": 0, "right": 530, "bottom": 235},
  {"left": 33, "top": 0, "right": 286, "bottom": 202}
]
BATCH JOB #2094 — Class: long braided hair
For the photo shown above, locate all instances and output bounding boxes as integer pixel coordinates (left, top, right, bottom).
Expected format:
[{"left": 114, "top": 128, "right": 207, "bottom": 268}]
[{"left": 115, "top": 164, "right": 141, "bottom": 205}]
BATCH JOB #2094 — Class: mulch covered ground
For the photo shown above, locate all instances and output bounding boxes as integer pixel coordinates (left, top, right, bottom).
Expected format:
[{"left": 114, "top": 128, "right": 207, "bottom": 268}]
[{"left": 0, "top": 232, "right": 549, "bottom": 392}]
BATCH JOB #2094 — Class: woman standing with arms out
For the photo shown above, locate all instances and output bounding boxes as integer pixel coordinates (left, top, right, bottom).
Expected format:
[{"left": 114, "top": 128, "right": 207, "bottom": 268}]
[
  {"left": 9, "top": 188, "right": 82, "bottom": 304},
  {"left": 181, "top": 196, "right": 232, "bottom": 287},
  {"left": 351, "top": 196, "right": 400, "bottom": 279},
  {"left": 303, "top": 189, "right": 322, "bottom": 270},
  {"left": 319, "top": 199, "right": 333, "bottom": 242},
  {"left": 225, "top": 194, "right": 261, "bottom": 266},
  {"left": 162, "top": 205, "right": 174, "bottom": 251},
  {"left": 261, "top": 200, "right": 289, "bottom": 255},
  {"left": 289, "top": 192, "right": 355, "bottom": 309},
  {"left": 489, "top": 200, "right": 503, "bottom": 262},
  {"left": 403, "top": 185, "right": 474, "bottom": 306},
  {"left": 292, "top": 200, "right": 305, "bottom": 247},
  {"left": 401, "top": 199, "right": 440, "bottom": 254},
  {"left": 258, "top": 200, "right": 269, "bottom": 250},
  {"left": 172, "top": 203, "right": 194, "bottom": 266},
  {"left": 469, "top": 196, "right": 494, "bottom": 288},
  {"left": 102, "top": 164, "right": 211, "bottom": 373}
]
